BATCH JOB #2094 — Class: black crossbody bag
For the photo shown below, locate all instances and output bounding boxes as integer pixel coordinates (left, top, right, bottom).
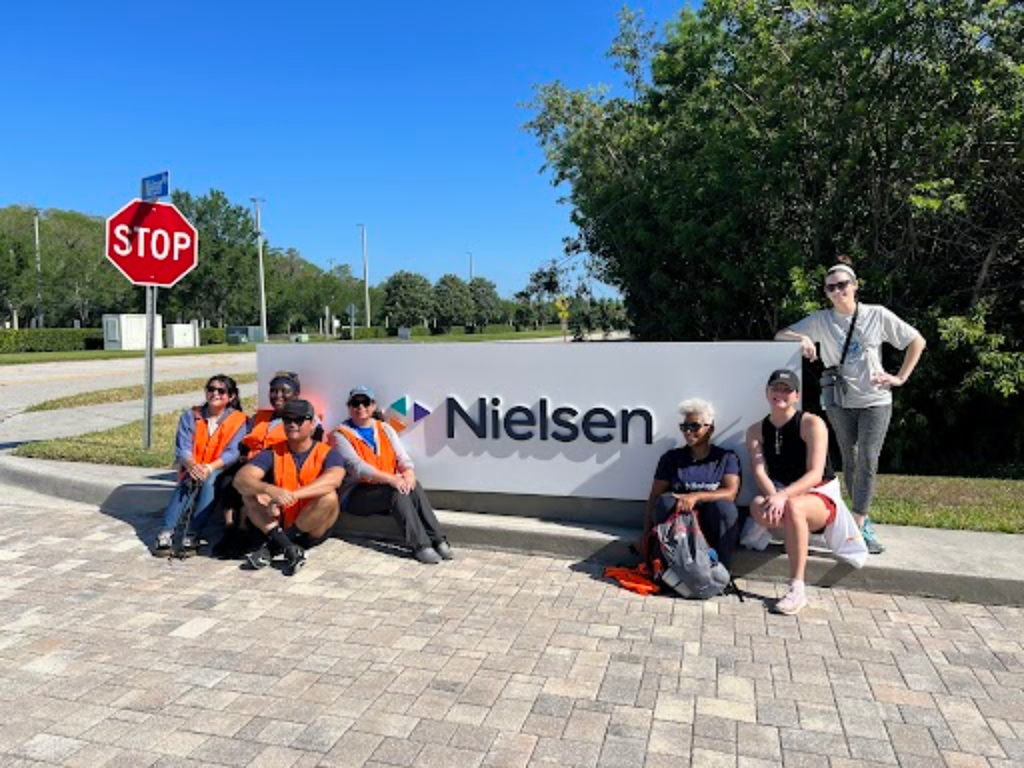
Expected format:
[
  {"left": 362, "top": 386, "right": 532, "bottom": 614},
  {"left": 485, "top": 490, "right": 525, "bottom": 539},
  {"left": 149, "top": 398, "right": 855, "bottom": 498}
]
[{"left": 820, "top": 304, "right": 858, "bottom": 409}]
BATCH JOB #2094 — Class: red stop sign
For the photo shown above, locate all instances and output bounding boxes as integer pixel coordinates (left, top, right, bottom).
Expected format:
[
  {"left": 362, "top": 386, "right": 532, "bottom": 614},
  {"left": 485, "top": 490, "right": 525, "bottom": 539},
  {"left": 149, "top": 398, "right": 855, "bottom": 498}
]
[{"left": 105, "top": 199, "right": 199, "bottom": 287}]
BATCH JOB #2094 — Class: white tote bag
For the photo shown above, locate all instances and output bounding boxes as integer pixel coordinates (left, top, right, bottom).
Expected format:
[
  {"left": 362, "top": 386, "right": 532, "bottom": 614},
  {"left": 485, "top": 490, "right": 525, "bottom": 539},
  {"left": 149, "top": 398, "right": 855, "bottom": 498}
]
[{"left": 817, "top": 480, "right": 869, "bottom": 568}]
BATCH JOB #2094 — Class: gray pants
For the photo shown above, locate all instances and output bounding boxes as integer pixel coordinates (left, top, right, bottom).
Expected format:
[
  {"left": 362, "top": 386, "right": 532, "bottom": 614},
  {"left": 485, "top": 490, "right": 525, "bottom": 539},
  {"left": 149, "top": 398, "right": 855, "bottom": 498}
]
[
  {"left": 343, "top": 481, "right": 446, "bottom": 552},
  {"left": 826, "top": 404, "right": 892, "bottom": 517}
]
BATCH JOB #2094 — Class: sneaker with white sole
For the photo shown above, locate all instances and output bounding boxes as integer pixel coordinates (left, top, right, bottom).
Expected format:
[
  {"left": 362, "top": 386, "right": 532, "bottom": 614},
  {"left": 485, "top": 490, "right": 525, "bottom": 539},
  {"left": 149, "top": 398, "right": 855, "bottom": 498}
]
[
  {"left": 775, "top": 583, "right": 808, "bottom": 615},
  {"left": 861, "top": 517, "right": 885, "bottom": 554},
  {"left": 246, "top": 542, "right": 272, "bottom": 570},
  {"left": 153, "top": 529, "right": 173, "bottom": 556},
  {"left": 283, "top": 544, "right": 306, "bottom": 576}
]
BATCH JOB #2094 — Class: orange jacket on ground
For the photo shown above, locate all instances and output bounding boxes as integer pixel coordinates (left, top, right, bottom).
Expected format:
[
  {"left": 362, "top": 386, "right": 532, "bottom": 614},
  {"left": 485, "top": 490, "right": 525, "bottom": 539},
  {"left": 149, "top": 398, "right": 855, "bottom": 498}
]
[{"left": 271, "top": 442, "right": 332, "bottom": 528}]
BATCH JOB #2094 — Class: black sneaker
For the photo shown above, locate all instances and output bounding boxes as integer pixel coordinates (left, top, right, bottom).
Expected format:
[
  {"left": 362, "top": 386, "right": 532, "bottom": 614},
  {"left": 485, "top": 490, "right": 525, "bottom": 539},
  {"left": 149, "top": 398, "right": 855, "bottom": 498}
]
[
  {"left": 283, "top": 544, "right": 306, "bottom": 576},
  {"left": 246, "top": 542, "right": 272, "bottom": 570},
  {"left": 153, "top": 529, "right": 173, "bottom": 556},
  {"left": 178, "top": 533, "right": 199, "bottom": 558}
]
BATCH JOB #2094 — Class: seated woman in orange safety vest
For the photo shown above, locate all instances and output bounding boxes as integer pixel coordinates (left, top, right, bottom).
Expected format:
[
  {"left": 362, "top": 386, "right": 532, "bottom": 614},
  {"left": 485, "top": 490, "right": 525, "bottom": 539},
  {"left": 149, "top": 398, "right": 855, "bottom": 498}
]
[
  {"left": 233, "top": 398, "right": 344, "bottom": 576},
  {"left": 154, "top": 374, "right": 249, "bottom": 556},
  {"left": 333, "top": 385, "right": 453, "bottom": 565},
  {"left": 212, "top": 371, "right": 323, "bottom": 558}
]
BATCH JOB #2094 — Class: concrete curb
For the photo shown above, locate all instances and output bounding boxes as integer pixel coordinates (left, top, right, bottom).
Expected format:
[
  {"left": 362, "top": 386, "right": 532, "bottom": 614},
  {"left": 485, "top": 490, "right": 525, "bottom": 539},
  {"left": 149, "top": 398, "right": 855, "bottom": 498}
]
[{"left": 1, "top": 453, "right": 1022, "bottom": 606}]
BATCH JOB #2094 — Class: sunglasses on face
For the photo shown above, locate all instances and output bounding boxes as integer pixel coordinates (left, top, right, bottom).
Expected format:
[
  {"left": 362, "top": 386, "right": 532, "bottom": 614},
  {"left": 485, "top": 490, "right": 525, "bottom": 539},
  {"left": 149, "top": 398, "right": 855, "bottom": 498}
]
[
  {"left": 348, "top": 398, "right": 372, "bottom": 408},
  {"left": 282, "top": 415, "right": 311, "bottom": 425},
  {"left": 206, "top": 386, "right": 228, "bottom": 395},
  {"left": 825, "top": 280, "right": 851, "bottom": 293},
  {"left": 269, "top": 386, "right": 294, "bottom": 395},
  {"left": 679, "top": 422, "right": 709, "bottom": 433}
]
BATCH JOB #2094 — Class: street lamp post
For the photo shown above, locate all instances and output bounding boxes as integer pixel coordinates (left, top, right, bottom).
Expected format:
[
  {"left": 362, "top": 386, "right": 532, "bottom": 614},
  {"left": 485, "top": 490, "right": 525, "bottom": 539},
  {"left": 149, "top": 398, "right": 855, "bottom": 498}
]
[
  {"left": 467, "top": 251, "right": 473, "bottom": 282},
  {"left": 358, "top": 224, "right": 370, "bottom": 327},
  {"left": 33, "top": 211, "right": 43, "bottom": 327},
  {"left": 251, "top": 197, "right": 268, "bottom": 342}
]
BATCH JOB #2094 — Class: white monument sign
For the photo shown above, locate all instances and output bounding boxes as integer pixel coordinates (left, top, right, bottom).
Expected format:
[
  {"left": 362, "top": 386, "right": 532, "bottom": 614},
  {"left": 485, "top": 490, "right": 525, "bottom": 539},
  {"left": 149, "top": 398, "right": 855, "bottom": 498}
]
[{"left": 259, "top": 342, "right": 801, "bottom": 505}]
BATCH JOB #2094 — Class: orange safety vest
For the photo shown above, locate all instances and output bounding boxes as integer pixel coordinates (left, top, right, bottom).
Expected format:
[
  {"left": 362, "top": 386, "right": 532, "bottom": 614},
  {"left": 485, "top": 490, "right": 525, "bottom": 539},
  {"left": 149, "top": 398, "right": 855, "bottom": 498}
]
[
  {"left": 335, "top": 421, "right": 398, "bottom": 481},
  {"left": 271, "top": 441, "right": 332, "bottom": 528},
  {"left": 192, "top": 408, "right": 248, "bottom": 465},
  {"left": 242, "top": 409, "right": 288, "bottom": 453}
]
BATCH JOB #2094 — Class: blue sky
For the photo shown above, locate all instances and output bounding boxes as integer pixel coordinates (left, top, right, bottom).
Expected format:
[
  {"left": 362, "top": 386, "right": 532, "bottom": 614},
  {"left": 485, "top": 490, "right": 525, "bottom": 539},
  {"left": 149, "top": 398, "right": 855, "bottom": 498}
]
[{"left": 0, "top": 1, "right": 688, "bottom": 298}]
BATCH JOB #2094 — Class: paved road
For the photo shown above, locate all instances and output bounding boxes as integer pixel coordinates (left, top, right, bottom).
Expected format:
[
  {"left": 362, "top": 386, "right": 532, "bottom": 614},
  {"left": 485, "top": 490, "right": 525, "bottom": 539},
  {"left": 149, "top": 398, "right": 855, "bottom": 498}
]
[
  {"left": 2, "top": 482, "right": 1022, "bottom": 768},
  {"left": 0, "top": 352, "right": 258, "bottom": 449},
  {"left": 0, "top": 352, "right": 257, "bottom": 419}
]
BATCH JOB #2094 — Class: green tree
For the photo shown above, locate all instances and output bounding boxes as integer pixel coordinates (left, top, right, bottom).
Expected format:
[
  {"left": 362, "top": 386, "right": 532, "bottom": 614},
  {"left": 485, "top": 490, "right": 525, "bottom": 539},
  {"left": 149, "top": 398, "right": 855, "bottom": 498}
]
[
  {"left": 527, "top": 1, "right": 1024, "bottom": 473},
  {"left": 468, "top": 277, "right": 502, "bottom": 327},
  {"left": 169, "top": 190, "right": 258, "bottom": 327},
  {"left": 433, "top": 274, "right": 474, "bottom": 331},
  {"left": 382, "top": 271, "right": 434, "bottom": 329}
]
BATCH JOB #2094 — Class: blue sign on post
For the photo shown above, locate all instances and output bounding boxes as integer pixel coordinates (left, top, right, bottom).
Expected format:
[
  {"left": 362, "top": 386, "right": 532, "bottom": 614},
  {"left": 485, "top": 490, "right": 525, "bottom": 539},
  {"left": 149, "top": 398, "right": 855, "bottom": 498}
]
[{"left": 141, "top": 171, "right": 169, "bottom": 201}]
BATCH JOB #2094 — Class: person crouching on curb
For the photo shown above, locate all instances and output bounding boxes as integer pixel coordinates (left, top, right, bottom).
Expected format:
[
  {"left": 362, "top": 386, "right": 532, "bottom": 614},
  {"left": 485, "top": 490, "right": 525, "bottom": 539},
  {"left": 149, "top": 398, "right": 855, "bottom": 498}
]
[
  {"left": 333, "top": 386, "right": 452, "bottom": 565},
  {"left": 746, "top": 369, "right": 841, "bottom": 615},
  {"left": 644, "top": 398, "right": 740, "bottom": 568},
  {"left": 154, "top": 374, "right": 249, "bottom": 557},
  {"left": 233, "top": 399, "right": 344, "bottom": 575}
]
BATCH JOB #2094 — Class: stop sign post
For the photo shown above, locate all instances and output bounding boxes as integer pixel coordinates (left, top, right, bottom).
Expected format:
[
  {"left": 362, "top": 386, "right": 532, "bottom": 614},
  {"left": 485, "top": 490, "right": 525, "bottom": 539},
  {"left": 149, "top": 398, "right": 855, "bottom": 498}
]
[{"left": 105, "top": 198, "right": 199, "bottom": 450}]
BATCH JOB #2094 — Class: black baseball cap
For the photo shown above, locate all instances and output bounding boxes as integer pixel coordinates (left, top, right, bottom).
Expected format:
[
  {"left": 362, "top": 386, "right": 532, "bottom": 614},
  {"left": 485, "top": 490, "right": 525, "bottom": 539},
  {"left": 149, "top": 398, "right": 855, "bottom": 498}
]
[
  {"left": 767, "top": 369, "right": 800, "bottom": 390},
  {"left": 280, "top": 398, "right": 315, "bottom": 421}
]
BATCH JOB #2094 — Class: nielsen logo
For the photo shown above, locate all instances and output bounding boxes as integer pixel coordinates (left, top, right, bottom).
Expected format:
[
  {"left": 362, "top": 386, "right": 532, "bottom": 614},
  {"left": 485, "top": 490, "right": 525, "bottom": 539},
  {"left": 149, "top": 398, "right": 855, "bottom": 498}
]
[{"left": 446, "top": 397, "right": 654, "bottom": 445}]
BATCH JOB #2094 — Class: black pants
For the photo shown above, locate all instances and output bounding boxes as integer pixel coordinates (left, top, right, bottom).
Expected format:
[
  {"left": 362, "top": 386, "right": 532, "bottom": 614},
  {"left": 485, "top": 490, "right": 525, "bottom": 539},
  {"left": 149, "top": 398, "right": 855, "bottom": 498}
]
[
  {"left": 344, "top": 482, "right": 446, "bottom": 552},
  {"left": 653, "top": 494, "right": 739, "bottom": 568}
]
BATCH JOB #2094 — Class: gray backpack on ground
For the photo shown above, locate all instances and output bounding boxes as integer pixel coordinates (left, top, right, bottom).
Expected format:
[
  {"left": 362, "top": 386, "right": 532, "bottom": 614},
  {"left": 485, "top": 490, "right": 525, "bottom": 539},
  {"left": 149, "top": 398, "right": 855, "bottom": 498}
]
[{"left": 654, "top": 510, "right": 731, "bottom": 599}]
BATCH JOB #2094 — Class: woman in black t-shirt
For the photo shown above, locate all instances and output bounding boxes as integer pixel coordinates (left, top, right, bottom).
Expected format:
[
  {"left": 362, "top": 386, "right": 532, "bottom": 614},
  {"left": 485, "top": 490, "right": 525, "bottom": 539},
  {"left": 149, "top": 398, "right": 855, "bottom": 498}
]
[{"left": 746, "top": 369, "right": 839, "bottom": 616}]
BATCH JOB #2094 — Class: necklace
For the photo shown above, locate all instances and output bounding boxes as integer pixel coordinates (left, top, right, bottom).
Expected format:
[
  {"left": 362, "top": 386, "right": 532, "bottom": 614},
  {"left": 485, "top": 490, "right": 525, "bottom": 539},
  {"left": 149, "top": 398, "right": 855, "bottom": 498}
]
[{"left": 775, "top": 428, "right": 782, "bottom": 456}]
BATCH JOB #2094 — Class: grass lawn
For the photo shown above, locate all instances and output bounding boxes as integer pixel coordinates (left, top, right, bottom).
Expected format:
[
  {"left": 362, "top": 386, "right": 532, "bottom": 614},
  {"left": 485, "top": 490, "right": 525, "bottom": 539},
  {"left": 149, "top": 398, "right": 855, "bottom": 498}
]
[
  {"left": 14, "top": 395, "right": 258, "bottom": 468},
  {"left": 12, "top": 408, "right": 1022, "bottom": 532},
  {"left": 27, "top": 373, "right": 259, "bottom": 412},
  {"left": 0, "top": 344, "right": 257, "bottom": 365},
  {"left": 870, "top": 474, "right": 1022, "bottom": 534}
]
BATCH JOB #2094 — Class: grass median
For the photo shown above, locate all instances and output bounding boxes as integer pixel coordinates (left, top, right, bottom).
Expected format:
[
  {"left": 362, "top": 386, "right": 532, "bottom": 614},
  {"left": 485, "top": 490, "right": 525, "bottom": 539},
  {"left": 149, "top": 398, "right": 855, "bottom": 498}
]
[
  {"left": 26, "top": 373, "right": 259, "bottom": 412},
  {"left": 14, "top": 394, "right": 258, "bottom": 468},
  {"left": 11, "top": 409, "right": 1021, "bottom": 532}
]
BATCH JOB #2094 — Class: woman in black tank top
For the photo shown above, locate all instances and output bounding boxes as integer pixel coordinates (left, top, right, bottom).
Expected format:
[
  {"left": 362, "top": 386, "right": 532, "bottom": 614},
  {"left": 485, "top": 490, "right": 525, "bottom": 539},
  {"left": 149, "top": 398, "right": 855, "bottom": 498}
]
[
  {"left": 761, "top": 411, "right": 835, "bottom": 487},
  {"left": 745, "top": 370, "right": 837, "bottom": 616}
]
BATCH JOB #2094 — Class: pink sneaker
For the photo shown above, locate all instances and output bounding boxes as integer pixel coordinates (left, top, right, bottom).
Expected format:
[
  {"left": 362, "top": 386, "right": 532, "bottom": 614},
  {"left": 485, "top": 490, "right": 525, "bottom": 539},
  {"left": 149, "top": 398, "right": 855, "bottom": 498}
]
[{"left": 775, "top": 583, "right": 807, "bottom": 615}]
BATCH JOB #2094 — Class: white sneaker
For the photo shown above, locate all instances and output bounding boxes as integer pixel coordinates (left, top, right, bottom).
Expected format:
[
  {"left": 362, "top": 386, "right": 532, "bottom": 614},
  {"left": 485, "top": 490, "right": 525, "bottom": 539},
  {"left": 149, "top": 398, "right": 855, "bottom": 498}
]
[{"left": 775, "top": 583, "right": 807, "bottom": 615}]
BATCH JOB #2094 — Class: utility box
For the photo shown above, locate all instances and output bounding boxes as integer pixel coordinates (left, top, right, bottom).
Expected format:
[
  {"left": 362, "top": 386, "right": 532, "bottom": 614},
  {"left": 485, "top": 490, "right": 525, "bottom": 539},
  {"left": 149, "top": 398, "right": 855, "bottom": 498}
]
[
  {"left": 227, "top": 325, "right": 266, "bottom": 344},
  {"left": 165, "top": 322, "right": 200, "bottom": 348},
  {"left": 102, "top": 314, "right": 164, "bottom": 351}
]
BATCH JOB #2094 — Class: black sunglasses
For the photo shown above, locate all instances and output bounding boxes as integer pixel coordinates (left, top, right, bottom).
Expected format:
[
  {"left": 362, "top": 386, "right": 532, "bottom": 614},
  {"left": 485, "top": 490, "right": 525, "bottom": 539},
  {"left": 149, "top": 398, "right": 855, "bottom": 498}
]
[
  {"left": 348, "top": 398, "right": 372, "bottom": 408},
  {"left": 282, "top": 415, "right": 311, "bottom": 425},
  {"left": 679, "top": 422, "right": 709, "bottom": 433},
  {"left": 206, "top": 385, "right": 228, "bottom": 395},
  {"left": 825, "top": 280, "right": 851, "bottom": 293}
]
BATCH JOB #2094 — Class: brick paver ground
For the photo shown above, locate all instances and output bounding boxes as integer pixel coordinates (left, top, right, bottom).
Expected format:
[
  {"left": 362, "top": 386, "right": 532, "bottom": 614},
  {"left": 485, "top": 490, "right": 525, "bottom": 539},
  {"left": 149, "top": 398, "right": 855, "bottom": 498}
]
[{"left": 2, "top": 484, "right": 1023, "bottom": 767}]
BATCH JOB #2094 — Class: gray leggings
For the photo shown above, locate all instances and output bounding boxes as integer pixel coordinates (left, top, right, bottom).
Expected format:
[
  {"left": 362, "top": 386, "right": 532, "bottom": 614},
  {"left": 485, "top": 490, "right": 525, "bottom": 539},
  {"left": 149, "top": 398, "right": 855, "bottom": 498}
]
[{"left": 825, "top": 404, "right": 892, "bottom": 517}]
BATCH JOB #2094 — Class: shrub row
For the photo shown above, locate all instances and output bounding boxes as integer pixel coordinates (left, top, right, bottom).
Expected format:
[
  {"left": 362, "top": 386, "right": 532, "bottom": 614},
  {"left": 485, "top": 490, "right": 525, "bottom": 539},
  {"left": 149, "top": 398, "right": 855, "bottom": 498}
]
[
  {"left": 0, "top": 328, "right": 104, "bottom": 353},
  {"left": 200, "top": 328, "right": 226, "bottom": 345}
]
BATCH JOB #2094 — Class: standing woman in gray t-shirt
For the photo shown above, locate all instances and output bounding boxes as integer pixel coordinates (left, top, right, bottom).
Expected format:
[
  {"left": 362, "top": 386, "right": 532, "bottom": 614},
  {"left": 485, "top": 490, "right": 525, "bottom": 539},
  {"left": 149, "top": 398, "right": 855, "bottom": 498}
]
[{"left": 775, "top": 262, "right": 927, "bottom": 554}]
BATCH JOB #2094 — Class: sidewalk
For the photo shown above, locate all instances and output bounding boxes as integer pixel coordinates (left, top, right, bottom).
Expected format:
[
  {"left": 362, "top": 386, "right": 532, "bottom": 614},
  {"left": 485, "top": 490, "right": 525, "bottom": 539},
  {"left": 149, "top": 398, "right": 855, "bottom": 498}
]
[
  {"left": 5, "top": 481, "right": 1023, "bottom": 768},
  {"left": 0, "top": 452, "right": 1021, "bottom": 606}
]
